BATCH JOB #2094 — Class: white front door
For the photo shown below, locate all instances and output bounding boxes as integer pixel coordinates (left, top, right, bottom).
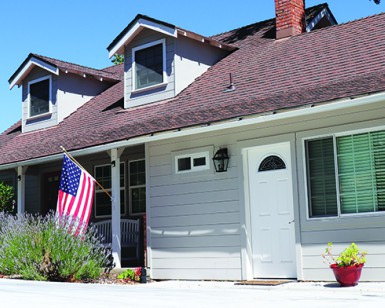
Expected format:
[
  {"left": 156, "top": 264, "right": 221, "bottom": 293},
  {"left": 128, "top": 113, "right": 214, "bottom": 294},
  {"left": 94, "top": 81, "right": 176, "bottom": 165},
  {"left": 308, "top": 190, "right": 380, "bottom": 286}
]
[{"left": 248, "top": 142, "right": 296, "bottom": 278}]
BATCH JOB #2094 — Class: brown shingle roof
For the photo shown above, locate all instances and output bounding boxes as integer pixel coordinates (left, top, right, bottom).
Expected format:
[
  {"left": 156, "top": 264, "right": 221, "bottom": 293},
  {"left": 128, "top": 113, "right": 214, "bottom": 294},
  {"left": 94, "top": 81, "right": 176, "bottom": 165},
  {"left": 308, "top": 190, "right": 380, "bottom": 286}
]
[{"left": 2, "top": 6, "right": 385, "bottom": 166}]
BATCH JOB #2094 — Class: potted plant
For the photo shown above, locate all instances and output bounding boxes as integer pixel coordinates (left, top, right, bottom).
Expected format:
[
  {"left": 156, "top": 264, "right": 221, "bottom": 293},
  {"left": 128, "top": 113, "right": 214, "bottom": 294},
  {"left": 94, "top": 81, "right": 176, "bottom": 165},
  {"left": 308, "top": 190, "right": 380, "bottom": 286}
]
[{"left": 322, "top": 242, "right": 367, "bottom": 287}]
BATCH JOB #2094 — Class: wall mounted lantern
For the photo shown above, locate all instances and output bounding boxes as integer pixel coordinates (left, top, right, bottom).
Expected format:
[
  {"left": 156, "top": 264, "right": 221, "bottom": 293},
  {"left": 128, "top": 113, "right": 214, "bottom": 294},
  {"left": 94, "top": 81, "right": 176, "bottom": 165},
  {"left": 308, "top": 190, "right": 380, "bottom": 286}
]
[
  {"left": 212, "top": 148, "right": 229, "bottom": 172},
  {"left": 17, "top": 175, "right": 22, "bottom": 181}
]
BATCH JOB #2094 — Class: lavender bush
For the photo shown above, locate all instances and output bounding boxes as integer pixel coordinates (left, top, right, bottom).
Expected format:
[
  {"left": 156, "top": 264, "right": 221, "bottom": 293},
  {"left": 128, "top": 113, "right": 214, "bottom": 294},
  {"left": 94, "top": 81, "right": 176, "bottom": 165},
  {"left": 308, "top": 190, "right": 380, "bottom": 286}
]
[{"left": 0, "top": 212, "right": 113, "bottom": 281}]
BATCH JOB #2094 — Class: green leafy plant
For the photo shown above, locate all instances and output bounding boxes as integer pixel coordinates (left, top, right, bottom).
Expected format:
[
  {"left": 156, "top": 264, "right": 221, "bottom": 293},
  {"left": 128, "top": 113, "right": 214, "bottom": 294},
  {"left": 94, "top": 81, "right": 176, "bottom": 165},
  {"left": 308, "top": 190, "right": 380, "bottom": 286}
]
[
  {"left": 0, "top": 212, "right": 113, "bottom": 281},
  {"left": 111, "top": 53, "right": 124, "bottom": 65},
  {"left": 0, "top": 182, "right": 14, "bottom": 212},
  {"left": 322, "top": 242, "right": 367, "bottom": 267},
  {"left": 117, "top": 267, "right": 142, "bottom": 282}
]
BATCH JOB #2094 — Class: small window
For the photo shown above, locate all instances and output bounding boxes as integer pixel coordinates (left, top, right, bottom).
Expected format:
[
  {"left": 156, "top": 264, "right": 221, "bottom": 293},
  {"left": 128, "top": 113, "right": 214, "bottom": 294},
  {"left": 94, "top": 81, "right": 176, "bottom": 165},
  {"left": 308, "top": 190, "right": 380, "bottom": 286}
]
[
  {"left": 132, "top": 39, "right": 166, "bottom": 90},
  {"left": 258, "top": 155, "right": 286, "bottom": 172},
  {"left": 28, "top": 76, "right": 51, "bottom": 117},
  {"left": 175, "top": 152, "right": 210, "bottom": 173},
  {"left": 129, "top": 159, "right": 146, "bottom": 215},
  {"left": 178, "top": 157, "right": 191, "bottom": 172},
  {"left": 94, "top": 163, "right": 125, "bottom": 218}
]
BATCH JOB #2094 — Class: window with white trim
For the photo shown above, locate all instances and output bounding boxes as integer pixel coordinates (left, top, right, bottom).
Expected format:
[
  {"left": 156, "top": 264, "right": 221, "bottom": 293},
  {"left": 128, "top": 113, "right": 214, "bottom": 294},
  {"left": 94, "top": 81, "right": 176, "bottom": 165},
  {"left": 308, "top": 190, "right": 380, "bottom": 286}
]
[
  {"left": 132, "top": 39, "right": 166, "bottom": 90},
  {"left": 129, "top": 159, "right": 146, "bottom": 215},
  {"left": 94, "top": 163, "right": 125, "bottom": 218},
  {"left": 28, "top": 76, "right": 51, "bottom": 117},
  {"left": 306, "top": 129, "right": 385, "bottom": 218},
  {"left": 175, "top": 151, "right": 210, "bottom": 173}
]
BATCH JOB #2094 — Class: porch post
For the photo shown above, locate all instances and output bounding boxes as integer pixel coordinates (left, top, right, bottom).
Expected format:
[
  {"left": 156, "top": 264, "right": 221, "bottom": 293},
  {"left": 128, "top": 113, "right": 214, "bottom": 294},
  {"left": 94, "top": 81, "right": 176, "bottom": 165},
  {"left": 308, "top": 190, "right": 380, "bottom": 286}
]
[
  {"left": 110, "top": 148, "right": 122, "bottom": 268},
  {"left": 16, "top": 166, "right": 28, "bottom": 216}
]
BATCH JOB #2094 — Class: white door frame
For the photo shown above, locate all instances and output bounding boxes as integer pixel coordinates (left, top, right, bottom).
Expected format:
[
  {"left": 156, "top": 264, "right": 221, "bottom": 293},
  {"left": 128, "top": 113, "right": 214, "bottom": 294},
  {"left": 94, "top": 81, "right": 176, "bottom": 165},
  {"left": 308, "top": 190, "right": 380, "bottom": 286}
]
[{"left": 239, "top": 136, "right": 300, "bottom": 280}]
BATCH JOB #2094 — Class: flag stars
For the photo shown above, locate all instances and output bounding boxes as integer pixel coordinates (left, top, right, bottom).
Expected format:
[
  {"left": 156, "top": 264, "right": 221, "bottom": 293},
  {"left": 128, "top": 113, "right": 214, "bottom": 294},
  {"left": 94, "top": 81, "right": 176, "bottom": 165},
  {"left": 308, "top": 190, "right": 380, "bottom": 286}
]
[{"left": 59, "top": 155, "right": 82, "bottom": 196}]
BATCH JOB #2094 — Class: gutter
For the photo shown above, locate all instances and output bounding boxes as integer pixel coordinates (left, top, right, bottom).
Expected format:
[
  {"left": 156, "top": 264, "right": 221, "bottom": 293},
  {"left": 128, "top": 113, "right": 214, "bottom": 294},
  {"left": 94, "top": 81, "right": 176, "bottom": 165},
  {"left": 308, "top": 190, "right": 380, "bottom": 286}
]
[{"left": 1, "top": 91, "right": 385, "bottom": 171}]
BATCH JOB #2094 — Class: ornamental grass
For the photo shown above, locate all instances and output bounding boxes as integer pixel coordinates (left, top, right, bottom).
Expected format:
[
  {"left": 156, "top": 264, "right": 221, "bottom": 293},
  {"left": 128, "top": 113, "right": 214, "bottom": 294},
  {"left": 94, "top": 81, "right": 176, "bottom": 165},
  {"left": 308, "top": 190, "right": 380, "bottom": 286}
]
[{"left": 0, "top": 212, "right": 113, "bottom": 281}]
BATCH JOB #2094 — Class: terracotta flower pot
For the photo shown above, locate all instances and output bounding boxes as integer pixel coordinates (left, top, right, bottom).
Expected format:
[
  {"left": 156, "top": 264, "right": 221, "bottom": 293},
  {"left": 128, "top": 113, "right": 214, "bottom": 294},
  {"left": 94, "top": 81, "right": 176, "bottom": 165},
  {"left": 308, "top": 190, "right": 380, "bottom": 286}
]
[{"left": 330, "top": 263, "right": 364, "bottom": 287}]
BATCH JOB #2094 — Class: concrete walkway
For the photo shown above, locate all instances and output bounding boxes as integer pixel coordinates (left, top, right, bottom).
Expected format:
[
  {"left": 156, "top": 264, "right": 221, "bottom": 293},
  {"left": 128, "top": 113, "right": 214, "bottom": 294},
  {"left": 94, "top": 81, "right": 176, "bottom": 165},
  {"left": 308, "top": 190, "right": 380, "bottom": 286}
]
[{"left": 1, "top": 279, "right": 385, "bottom": 307}]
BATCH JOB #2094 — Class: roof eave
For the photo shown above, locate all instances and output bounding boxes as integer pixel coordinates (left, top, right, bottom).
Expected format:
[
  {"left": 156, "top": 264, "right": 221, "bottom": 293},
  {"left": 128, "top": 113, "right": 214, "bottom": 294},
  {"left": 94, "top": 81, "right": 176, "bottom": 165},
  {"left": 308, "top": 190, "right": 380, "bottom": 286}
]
[
  {"left": 108, "top": 16, "right": 178, "bottom": 58},
  {"left": 9, "top": 55, "right": 59, "bottom": 89},
  {"left": 176, "top": 29, "right": 237, "bottom": 51}
]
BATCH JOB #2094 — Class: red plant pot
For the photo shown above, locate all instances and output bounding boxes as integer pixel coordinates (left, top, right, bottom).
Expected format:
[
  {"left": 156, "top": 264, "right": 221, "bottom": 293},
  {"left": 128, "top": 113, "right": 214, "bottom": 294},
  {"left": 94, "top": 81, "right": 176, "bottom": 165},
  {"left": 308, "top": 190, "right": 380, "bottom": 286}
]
[{"left": 330, "top": 264, "right": 364, "bottom": 287}]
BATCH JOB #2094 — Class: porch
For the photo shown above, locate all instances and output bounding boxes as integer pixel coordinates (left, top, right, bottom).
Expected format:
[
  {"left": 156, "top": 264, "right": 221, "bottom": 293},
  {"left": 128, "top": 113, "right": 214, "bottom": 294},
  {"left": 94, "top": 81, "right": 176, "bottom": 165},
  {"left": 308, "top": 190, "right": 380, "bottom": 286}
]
[{"left": 0, "top": 144, "right": 147, "bottom": 268}]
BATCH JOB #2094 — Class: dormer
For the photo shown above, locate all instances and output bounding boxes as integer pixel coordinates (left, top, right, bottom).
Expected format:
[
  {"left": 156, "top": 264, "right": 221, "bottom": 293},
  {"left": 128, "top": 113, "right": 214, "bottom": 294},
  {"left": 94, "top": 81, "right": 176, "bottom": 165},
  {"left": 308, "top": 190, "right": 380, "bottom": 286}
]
[
  {"left": 8, "top": 54, "right": 120, "bottom": 133},
  {"left": 107, "top": 14, "right": 236, "bottom": 109}
]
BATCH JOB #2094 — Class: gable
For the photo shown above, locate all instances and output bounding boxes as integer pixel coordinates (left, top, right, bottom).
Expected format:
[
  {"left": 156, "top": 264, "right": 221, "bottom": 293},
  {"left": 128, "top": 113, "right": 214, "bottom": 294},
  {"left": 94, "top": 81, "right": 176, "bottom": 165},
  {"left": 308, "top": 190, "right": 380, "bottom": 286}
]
[
  {"left": 9, "top": 54, "right": 121, "bottom": 133},
  {"left": 109, "top": 15, "right": 235, "bottom": 109}
]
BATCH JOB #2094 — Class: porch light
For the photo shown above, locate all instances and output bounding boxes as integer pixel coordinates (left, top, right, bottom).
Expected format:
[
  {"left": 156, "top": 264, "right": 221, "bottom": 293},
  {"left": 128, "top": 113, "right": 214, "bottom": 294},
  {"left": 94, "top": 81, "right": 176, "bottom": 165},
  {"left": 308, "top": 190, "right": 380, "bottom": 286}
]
[{"left": 212, "top": 148, "right": 229, "bottom": 172}]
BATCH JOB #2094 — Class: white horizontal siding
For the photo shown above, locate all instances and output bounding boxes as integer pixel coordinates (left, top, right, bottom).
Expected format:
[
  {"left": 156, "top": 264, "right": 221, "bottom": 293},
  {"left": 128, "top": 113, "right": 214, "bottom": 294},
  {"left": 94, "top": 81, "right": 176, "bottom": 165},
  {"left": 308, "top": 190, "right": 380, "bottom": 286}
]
[
  {"left": 148, "top": 133, "right": 240, "bottom": 282},
  {"left": 151, "top": 234, "right": 240, "bottom": 249},
  {"left": 153, "top": 246, "right": 240, "bottom": 259},
  {"left": 301, "top": 227, "right": 385, "bottom": 244},
  {"left": 151, "top": 177, "right": 236, "bottom": 197},
  {"left": 152, "top": 257, "right": 241, "bottom": 269},
  {"left": 151, "top": 268, "right": 241, "bottom": 280},
  {"left": 151, "top": 200, "right": 238, "bottom": 217},
  {"left": 151, "top": 189, "right": 238, "bottom": 208},
  {"left": 151, "top": 212, "right": 239, "bottom": 228}
]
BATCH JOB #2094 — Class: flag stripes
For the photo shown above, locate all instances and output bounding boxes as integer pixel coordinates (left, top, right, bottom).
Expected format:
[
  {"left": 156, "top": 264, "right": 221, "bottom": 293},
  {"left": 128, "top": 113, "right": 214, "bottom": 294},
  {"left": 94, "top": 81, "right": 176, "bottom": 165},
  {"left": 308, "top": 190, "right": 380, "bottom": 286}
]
[{"left": 56, "top": 154, "right": 95, "bottom": 233}]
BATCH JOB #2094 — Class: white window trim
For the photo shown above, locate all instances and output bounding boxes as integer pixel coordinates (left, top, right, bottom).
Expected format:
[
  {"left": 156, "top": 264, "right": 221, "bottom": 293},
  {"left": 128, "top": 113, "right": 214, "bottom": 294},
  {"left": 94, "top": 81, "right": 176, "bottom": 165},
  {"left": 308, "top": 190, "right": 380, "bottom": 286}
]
[
  {"left": 94, "top": 162, "right": 126, "bottom": 219},
  {"left": 131, "top": 38, "right": 167, "bottom": 92},
  {"left": 128, "top": 159, "right": 146, "bottom": 216},
  {"left": 175, "top": 151, "right": 211, "bottom": 174},
  {"left": 303, "top": 125, "right": 385, "bottom": 220},
  {"left": 27, "top": 75, "right": 52, "bottom": 119}
]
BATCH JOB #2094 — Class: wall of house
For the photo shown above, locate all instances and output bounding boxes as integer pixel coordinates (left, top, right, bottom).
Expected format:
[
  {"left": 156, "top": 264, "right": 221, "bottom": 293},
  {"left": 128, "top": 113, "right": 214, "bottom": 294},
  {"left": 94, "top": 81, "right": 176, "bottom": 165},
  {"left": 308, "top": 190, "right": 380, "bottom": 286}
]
[
  {"left": 296, "top": 115, "right": 385, "bottom": 282},
  {"left": 174, "top": 35, "right": 229, "bottom": 95},
  {"left": 57, "top": 72, "right": 112, "bottom": 123},
  {"left": 147, "top": 98, "right": 385, "bottom": 281},
  {"left": 22, "top": 67, "right": 58, "bottom": 133},
  {"left": 124, "top": 28, "right": 176, "bottom": 108},
  {"left": 148, "top": 135, "right": 241, "bottom": 280}
]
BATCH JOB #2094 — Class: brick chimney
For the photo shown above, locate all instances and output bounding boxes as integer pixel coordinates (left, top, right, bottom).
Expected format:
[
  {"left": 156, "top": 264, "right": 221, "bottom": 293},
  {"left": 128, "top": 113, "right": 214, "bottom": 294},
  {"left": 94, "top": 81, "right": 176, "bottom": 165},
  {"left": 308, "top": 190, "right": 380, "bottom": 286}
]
[{"left": 275, "top": 0, "right": 306, "bottom": 39}]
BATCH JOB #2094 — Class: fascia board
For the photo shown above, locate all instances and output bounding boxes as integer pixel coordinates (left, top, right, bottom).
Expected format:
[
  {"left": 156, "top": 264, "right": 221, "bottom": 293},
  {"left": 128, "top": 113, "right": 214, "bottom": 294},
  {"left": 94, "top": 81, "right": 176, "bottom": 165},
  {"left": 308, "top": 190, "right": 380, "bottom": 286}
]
[
  {"left": 9, "top": 57, "right": 59, "bottom": 90},
  {"left": 108, "top": 18, "right": 177, "bottom": 58}
]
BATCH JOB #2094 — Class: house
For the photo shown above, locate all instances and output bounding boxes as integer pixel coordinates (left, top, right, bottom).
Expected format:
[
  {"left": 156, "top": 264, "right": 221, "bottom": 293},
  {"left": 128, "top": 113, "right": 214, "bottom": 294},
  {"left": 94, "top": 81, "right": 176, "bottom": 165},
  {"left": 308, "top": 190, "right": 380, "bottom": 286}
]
[{"left": 1, "top": 0, "right": 385, "bottom": 281}]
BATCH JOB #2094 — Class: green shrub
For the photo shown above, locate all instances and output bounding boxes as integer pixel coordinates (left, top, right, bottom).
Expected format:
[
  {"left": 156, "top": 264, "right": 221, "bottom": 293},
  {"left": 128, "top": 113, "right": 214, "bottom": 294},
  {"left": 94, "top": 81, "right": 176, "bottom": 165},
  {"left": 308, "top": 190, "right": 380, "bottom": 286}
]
[
  {"left": 0, "top": 182, "right": 14, "bottom": 212},
  {"left": 0, "top": 212, "right": 113, "bottom": 281}
]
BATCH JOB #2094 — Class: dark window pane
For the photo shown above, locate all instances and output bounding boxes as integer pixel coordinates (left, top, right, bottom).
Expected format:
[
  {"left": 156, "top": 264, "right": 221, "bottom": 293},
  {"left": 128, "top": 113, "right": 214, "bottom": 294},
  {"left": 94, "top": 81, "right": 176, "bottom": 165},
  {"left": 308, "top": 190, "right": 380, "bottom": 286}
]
[
  {"left": 306, "top": 138, "right": 338, "bottom": 217},
  {"left": 131, "top": 187, "right": 146, "bottom": 214},
  {"left": 193, "top": 157, "right": 206, "bottom": 167},
  {"left": 135, "top": 44, "right": 163, "bottom": 89},
  {"left": 30, "top": 79, "right": 50, "bottom": 116},
  {"left": 178, "top": 157, "right": 191, "bottom": 171}
]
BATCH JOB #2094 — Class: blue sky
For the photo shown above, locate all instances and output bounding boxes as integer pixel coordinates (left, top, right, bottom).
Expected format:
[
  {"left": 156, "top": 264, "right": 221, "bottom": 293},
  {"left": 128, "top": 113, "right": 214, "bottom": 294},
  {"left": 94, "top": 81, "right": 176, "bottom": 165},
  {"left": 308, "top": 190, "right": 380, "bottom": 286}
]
[{"left": 0, "top": 0, "right": 384, "bottom": 133}]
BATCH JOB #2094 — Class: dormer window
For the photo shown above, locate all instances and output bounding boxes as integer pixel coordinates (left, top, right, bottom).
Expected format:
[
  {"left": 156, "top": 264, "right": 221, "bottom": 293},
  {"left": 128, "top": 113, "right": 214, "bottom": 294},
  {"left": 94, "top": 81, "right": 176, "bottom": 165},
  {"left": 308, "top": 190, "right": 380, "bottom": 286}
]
[
  {"left": 28, "top": 76, "right": 51, "bottom": 117},
  {"left": 132, "top": 39, "right": 166, "bottom": 91}
]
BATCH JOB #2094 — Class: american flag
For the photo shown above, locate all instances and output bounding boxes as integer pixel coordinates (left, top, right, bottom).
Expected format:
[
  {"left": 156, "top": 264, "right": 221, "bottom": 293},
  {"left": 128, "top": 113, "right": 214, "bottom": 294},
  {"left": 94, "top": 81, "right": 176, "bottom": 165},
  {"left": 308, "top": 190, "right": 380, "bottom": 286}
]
[{"left": 56, "top": 154, "right": 95, "bottom": 233}]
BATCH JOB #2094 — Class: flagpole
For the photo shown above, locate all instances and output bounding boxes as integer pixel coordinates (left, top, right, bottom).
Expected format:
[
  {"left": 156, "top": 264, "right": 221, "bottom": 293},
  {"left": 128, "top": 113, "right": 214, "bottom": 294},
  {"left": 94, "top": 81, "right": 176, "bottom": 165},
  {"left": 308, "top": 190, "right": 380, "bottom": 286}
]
[{"left": 60, "top": 146, "right": 113, "bottom": 200}]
